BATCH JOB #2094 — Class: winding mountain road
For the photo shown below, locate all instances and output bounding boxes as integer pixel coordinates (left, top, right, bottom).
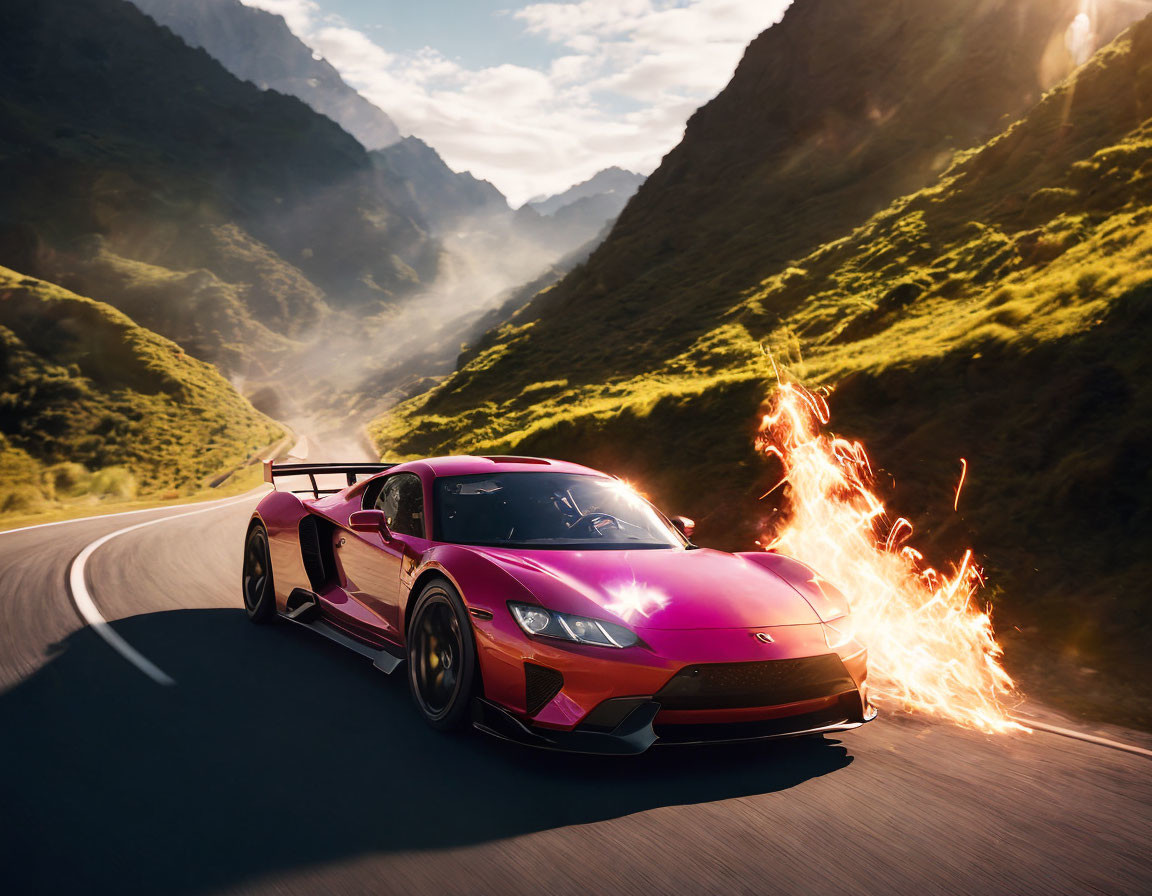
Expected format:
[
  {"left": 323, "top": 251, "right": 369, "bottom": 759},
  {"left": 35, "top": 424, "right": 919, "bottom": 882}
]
[{"left": 1, "top": 461, "right": 1150, "bottom": 894}]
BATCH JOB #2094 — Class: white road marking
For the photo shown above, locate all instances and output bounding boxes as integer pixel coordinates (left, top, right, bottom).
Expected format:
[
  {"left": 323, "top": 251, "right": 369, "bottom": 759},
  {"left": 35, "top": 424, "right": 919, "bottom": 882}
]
[
  {"left": 66, "top": 492, "right": 262, "bottom": 686},
  {"left": 1013, "top": 716, "right": 1152, "bottom": 760}
]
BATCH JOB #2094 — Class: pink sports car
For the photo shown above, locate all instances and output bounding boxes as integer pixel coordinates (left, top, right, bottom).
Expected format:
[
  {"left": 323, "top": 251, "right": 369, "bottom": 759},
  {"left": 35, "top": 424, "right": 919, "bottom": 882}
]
[{"left": 243, "top": 455, "right": 875, "bottom": 753}]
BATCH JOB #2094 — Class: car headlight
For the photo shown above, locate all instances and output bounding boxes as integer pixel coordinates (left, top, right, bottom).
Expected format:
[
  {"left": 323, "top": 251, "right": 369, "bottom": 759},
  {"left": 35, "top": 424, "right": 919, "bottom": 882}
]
[{"left": 509, "top": 602, "right": 639, "bottom": 648}]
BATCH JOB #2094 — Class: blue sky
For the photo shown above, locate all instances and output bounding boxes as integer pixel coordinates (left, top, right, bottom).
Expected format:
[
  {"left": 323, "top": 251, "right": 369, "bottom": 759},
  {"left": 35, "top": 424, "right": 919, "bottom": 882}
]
[
  {"left": 311, "top": 1, "right": 559, "bottom": 70},
  {"left": 245, "top": 1, "right": 792, "bottom": 204}
]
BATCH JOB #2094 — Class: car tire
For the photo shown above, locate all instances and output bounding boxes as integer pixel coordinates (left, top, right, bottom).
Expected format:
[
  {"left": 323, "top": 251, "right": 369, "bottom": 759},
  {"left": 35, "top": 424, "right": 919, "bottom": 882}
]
[
  {"left": 407, "top": 578, "right": 477, "bottom": 731},
  {"left": 242, "top": 523, "right": 276, "bottom": 624}
]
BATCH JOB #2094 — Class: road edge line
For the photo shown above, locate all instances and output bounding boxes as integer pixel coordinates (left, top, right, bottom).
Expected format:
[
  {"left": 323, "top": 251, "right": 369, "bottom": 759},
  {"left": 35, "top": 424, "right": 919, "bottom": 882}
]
[
  {"left": 1015, "top": 716, "right": 1152, "bottom": 760},
  {"left": 0, "top": 488, "right": 267, "bottom": 538},
  {"left": 66, "top": 492, "right": 260, "bottom": 686}
]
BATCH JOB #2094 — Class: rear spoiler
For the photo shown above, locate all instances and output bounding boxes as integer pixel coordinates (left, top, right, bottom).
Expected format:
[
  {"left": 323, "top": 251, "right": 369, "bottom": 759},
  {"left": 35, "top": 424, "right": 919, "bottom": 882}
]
[{"left": 263, "top": 461, "right": 396, "bottom": 499}]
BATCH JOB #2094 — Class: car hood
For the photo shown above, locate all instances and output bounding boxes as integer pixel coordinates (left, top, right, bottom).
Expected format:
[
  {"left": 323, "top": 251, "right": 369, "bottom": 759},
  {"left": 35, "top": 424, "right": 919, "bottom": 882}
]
[{"left": 466, "top": 546, "right": 821, "bottom": 629}]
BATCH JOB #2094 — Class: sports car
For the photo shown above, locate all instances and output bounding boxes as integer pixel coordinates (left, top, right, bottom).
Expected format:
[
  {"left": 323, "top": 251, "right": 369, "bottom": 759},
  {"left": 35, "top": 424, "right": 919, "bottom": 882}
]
[{"left": 243, "top": 455, "right": 875, "bottom": 754}]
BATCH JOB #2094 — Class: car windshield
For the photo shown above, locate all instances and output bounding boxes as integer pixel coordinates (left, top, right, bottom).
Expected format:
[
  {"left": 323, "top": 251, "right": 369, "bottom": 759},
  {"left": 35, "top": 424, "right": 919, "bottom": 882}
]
[{"left": 434, "top": 472, "right": 686, "bottom": 549}]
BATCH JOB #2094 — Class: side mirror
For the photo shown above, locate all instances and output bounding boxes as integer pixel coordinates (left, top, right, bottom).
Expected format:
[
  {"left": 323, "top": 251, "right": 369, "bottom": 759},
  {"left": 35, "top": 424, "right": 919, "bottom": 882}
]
[
  {"left": 349, "top": 509, "right": 391, "bottom": 539},
  {"left": 671, "top": 515, "right": 695, "bottom": 539}
]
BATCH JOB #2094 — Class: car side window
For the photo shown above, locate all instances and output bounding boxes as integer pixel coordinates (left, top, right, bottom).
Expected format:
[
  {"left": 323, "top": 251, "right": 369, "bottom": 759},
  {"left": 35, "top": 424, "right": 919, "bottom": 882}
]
[
  {"left": 374, "top": 473, "right": 425, "bottom": 538},
  {"left": 360, "top": 477, "right": 385, "bottom": 511}
]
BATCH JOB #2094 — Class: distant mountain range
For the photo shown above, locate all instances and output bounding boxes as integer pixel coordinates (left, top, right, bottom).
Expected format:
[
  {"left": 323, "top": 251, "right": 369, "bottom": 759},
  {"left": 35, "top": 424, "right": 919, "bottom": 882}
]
[
  {"left": 375, "top": 0, "right": 1152, "bottom": 717},
  {"left": 128, "top": 0, "right": 646, "bottom": 267},
  {"left": 525, "top": 167, "right": 646, "bottom": 217}
]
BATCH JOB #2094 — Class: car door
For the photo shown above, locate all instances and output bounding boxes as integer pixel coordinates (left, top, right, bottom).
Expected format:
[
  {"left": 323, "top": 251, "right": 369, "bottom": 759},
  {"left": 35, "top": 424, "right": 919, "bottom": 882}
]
[{"left": 333, "top": 472, "right": 427, "bottom": 642}]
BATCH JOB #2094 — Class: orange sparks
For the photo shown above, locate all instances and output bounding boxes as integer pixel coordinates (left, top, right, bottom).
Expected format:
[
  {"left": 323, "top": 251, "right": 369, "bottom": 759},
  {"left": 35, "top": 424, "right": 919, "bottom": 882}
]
[
  {"left": 757, "top": 383, "right": 1022, "bottom": 732},
  {"left": 954, "top": 458, "right": 968, "bottom": 512}
]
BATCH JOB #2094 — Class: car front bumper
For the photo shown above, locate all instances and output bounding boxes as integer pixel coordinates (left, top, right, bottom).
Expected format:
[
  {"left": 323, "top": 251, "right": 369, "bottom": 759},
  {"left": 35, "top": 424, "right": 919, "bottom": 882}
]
[{"left": 471, "top": 614, "right": 874, "bottom": 752}]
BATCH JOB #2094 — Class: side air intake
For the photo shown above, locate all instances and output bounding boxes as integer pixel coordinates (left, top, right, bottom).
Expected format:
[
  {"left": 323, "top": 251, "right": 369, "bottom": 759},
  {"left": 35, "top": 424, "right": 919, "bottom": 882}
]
[
  {"left": 299, "top": 515, "right": 334, "bottom": 592},
  {"left": 524, "top": 663, "right": 564, "bottom": 715}
]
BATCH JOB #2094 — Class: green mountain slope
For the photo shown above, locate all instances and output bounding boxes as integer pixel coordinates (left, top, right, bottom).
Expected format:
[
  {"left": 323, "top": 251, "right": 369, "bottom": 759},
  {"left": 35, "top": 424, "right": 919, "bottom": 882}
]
[
  {"left": 375, "top": 8, "right": 1152, "bottom": 718},
  {"left": 0, "top": 266, "right": 282, "bottom": 514},
  {"left": 0, "top": 0, "right": 440, "bottom": 373}
]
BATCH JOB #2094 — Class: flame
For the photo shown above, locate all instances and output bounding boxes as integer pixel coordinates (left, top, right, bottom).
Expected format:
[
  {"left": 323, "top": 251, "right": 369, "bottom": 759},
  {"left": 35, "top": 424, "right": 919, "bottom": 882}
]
[
  {"left": 756, "top": 383, "right": 1023, "bottom": 732},
  {"left": 953, "top": 458, "right": 967, "bottom": 512}
]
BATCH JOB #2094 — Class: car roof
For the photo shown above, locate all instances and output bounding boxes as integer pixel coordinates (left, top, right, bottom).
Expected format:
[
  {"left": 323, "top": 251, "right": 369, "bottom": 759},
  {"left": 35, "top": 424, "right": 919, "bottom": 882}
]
[{"left": 390, "top": 455, "right": 609, "bottom": 478}]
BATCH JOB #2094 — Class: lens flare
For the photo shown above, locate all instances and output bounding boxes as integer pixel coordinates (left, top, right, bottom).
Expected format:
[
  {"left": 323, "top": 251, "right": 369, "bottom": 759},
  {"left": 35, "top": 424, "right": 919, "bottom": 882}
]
[
  {"left": 1065, "top": 7, "right": 1097, "bottom": 66},
  {"left": 604, "top": 581, "right": 670, "bottom": 623},
  {"left": 756, "top": 382, "right": 1023, "bottom": 732}
]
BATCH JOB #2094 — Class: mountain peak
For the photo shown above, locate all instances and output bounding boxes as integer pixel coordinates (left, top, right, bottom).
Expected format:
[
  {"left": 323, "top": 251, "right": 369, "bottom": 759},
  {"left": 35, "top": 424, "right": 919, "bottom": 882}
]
[{"left": 526, "top": 168, "right": 647, "bottom": 217}]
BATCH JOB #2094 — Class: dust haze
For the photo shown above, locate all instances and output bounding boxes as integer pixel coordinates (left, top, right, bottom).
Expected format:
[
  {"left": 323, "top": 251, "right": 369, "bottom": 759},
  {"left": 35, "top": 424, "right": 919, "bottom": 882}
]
[{"left": 243, "top": 210, "right": 588, "bottom": 461}]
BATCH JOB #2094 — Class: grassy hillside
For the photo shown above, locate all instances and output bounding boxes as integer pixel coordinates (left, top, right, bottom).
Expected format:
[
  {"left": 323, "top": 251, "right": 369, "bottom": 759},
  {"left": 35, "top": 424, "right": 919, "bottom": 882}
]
[
  {"left": 416, "top": 0, "right": 1137, "bottom": 404},
  {"left": 0, "top": 267, "right": 282, "bottom": 515},
  {"left": 0, "top": 0, "right": 440, "bottom": 374},
  {"left": 375, "top": 10, "right": 1152, "bottom": 722}
]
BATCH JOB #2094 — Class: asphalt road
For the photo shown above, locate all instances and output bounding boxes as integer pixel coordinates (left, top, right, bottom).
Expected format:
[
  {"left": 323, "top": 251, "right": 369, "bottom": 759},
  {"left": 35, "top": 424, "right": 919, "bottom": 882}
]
[{"left": 2, "top": 487, "right": 1151, "bottom": 894}]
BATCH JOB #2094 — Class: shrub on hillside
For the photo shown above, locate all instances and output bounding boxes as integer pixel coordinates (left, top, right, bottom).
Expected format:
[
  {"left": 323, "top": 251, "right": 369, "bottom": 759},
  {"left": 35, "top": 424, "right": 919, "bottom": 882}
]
[
  {"left": 44, "top": 461, "right": 90, "bottom": 497},
  {"left": 86, "top": 466, "right": 137, "bottom": 500},
  {"left": 1, "top": 484, "right": 47, "bottom": 513}
]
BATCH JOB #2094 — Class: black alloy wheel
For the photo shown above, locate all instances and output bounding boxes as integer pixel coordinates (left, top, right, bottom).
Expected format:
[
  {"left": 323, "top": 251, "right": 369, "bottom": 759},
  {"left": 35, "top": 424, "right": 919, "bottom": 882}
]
[
  {"left": 407, "top": 580, "right": 477, "bottom": 731},
  {"left": 242, "top": 524, "right": 276, "bottom": 623}
]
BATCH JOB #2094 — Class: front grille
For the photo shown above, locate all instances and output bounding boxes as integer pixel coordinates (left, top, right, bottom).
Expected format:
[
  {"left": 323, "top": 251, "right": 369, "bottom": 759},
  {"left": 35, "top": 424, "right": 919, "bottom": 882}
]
[
  {"left": 655, "top": 654, "right": 855, "bottom": 711},
  {"left": 524, "top": 663, "right": 564, "bottom": 715}
]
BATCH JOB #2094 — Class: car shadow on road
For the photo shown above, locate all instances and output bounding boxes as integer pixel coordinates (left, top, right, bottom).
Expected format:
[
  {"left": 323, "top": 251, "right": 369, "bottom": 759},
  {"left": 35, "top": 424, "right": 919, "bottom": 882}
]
[{"left": 0, "top": 608, "right": 854, "bottom": 894}]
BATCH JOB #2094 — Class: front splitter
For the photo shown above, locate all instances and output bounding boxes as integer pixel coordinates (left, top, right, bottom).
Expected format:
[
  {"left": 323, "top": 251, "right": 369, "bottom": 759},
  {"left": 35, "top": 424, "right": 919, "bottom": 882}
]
[{"left": 473, "top": 697, "right": 875, "bottom": 755}]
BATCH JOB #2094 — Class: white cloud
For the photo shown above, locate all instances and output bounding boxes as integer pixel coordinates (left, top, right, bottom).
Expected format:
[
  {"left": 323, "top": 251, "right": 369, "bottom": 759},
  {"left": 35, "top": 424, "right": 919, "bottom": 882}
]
[{"left": 243, "top": 0, "right": 792, "bottom": 204}]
